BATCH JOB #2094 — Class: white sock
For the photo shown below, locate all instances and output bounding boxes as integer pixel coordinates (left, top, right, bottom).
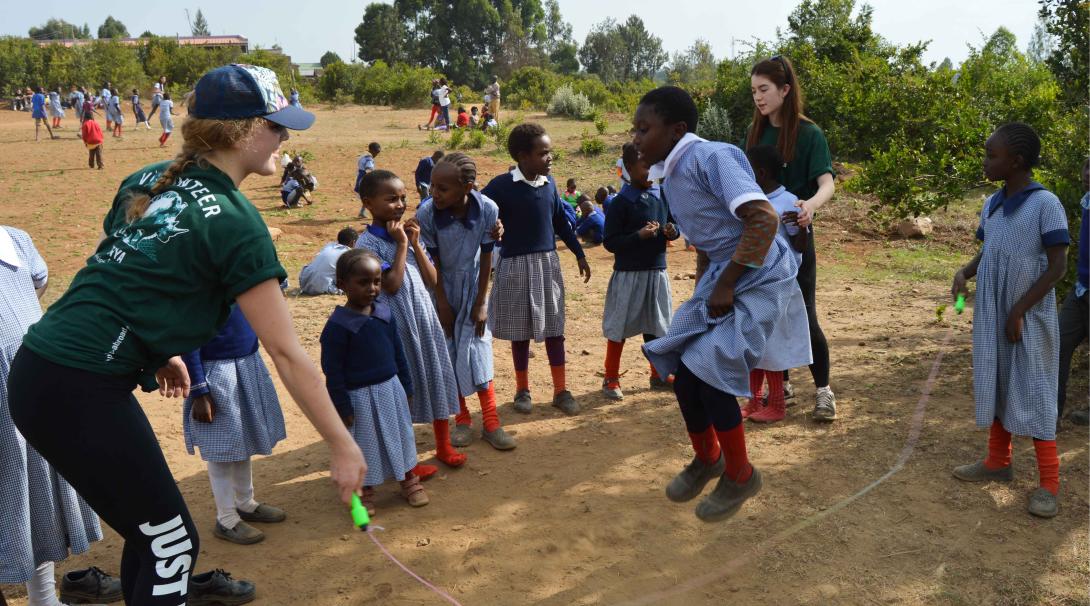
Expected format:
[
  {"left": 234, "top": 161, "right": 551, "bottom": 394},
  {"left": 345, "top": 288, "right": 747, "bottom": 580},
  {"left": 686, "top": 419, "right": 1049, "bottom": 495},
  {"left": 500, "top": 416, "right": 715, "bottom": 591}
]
[
  {"left": 26, "top": 561, "right": 65, "bottom": 606},
  {"left": 207, "top": 462, "right": 242, "bottom": 528},
  {"left": 230, "top": 459, "right": 259, "bottom": 513}
]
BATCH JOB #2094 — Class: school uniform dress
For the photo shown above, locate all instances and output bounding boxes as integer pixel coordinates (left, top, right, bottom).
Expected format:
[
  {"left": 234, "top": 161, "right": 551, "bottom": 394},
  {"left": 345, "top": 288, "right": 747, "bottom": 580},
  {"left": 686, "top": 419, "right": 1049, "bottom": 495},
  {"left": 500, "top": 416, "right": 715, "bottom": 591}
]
[
  {"left": 756, "top": 186, "right": 812, "bottom": 372},
  {"left": 131, "top": 94, "right": 147, "bottom": 123},
  {"left": 643, "top": 135, "right": 808, "bottom": 397},
  {"left": 416, "top": 192, "right": 498, "bottom": 396},
  {"left": 298, "top": 242, "right": 351, "bottom": 295},
  {"left": 481, "top": 168, "right": 586, "bottom": 342},
  {"left": 321, "top": 304, "right": 417, "bottom": 485},
  {"left": 355, "top": 226, "right": 460, "bottom": 423},
  {"left": 159, "top": 99, "right": 174, "bottom": 133},
  {"left": 973, "top": 183, "right": 1069, "bottom": 440},
  {"left": 30, "top": 93, "right": 46, "bottom": 120},
  {"left": 354, "top": 154, "right": 374, "bottom": 194},
  {"left": 149, "top": 90, "right": 162, "bottom": 116},
  {"left": 107, "top": 95, "right": 123, "bottom": 126},
  {"left": 601, "top": 183, "right": 675, "bottom": 342},
  {"left": 181, "top": 306, "right": 286, "bottom": 463},
  {"left": 0, "top": 227, "right": 101, "bottom": 584},
  {"left": 47, "top": 92, "right": 64, "bottom": 119},
  {"left": 575, "top": 208, "right": 605, "bottom": 244}
]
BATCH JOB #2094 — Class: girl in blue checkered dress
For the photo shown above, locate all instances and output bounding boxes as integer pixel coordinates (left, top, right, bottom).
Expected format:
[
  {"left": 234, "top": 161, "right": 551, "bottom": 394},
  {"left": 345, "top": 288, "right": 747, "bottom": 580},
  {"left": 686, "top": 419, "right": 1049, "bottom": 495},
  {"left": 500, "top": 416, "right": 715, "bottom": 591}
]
[
  {"left": 181, "top": 305, "right": 288, "bottom": 545},
  {"left": 951, "top": 123, "right": 1069, "bottom": 519},
  {"left": 321, "top": 249, "right": 428, "bottom": 513},
  {"left": 356, "top": 170, "right": 465, "bottom": 480},
  {"left": 633, "top": 87, "right": 806, "bottom": 523}
]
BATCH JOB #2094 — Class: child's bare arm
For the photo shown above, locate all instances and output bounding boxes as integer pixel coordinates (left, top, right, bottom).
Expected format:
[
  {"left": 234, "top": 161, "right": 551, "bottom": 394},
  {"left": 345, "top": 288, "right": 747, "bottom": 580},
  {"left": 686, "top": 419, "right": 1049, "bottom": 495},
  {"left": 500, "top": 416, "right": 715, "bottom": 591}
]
[
  {"left": 382, "top": 221, "right": 409, "bottom": 295},
  {"left": 952, "top": 250, "right": 983, "bottom": 301},
  {"left": 405, "top": 219, "right": 437, "bottom": 289}
]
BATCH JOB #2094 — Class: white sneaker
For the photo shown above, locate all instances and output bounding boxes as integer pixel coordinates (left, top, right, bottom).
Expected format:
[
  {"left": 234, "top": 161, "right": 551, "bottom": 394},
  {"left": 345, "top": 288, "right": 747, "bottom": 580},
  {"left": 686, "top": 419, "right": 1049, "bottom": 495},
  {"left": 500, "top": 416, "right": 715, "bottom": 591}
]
[{"left": 812, "top": 387, "right": 837, "bottom": 421}]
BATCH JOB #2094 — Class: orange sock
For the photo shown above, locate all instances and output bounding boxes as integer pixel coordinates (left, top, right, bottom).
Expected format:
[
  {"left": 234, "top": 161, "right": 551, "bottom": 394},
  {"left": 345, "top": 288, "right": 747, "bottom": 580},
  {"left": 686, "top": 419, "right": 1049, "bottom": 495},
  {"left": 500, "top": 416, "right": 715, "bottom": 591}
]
[
  {"left": 515, "top": 370, "right": 529, "bottom": 392},
  {"left": 748, "top": 369, "right": 765, "bottom": 401},
  {"left": 549, "top": 365, "right": 566, "bottom": 395},
  {"left": 984, "top": 419, "right": 1012, "bottom": 470},
  {"left": 715, "top": 425, "right": 753, "bottom": 484},
  {"left": 688, "top": 426, "right": 721, "bottom": 464},
  {"left": 1033, "top": 439, "right": 1059, "bottom": 495},
  {"left": 433, "top": 419, "right": 466, "bottom": 467},
  {"left": 604, "top": 340, "right": 624, "bottom": 386},
  {"left": 455, "top": 396, "right": 471, "bottom": 426},
  {"left": 649, "top": 362, "right": 661, "bottom": 380},
  {"left": 412, "top": 463, "right": 438, "bottom": 480},
  {"left": 478, "top": 383, "right": 500, "bottom": 432},
  {"left": 765, "top": 370, "right": 784, "bottom": 408}
]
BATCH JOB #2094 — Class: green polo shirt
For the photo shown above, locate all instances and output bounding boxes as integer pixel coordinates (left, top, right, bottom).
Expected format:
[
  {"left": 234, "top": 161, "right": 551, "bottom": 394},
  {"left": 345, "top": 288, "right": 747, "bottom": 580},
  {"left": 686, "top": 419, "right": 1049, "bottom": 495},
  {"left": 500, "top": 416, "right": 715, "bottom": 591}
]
[
  {"left": 23, "top": 160, "right": 287, "bottom": 390},
  {"left": 749, "top": 120, "right": 835, "bottom": 201}
]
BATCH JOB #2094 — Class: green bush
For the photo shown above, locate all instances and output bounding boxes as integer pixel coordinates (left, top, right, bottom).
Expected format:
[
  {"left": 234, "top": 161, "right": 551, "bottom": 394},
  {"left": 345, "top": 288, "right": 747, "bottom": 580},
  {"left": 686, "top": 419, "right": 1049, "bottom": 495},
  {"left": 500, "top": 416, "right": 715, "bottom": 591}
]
[
  {"left": 464, "top": 129, "right": 487, "bottom": 149},
  {"left": 548, "top": 85, "right": 594, "bottom": 119},
  {"left": 580, "top": 135, "right": 606, "bottom": 156},
  {"left": 447, "top": 128, "right": 464, "bottom": 149},
  {"left": 696, "top": 102, "right": 733, "bottom": 143},
  {"left": 504, "top": 66, "right": 563, "bottom": 109}
]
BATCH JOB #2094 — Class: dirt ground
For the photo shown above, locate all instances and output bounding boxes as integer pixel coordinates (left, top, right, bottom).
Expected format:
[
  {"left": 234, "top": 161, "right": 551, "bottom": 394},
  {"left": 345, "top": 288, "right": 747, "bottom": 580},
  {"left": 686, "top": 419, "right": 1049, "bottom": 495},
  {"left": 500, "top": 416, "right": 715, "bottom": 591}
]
[{"left": 1, "top": 104, "right": 1087, "bottom": 606}]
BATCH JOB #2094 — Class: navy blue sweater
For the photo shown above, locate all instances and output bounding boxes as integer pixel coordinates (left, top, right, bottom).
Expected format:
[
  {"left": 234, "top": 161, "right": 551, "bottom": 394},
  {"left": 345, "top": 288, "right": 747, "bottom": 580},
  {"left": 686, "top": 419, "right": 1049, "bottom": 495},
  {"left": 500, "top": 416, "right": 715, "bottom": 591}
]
[
  {"left": 182, "top": 305, "right": 260, "bottom": 398},
  {"left": 319, "top": 303, "right": 413, "bottom": 417},
  {"left": 481, "top": 172, "right": 585, "bottom": 259},
  {"left": 415, "top": 157, "right": 435, "bottom": 186},
  {"left": 603, "top": 183, "right": 677, "bottom": 271}
]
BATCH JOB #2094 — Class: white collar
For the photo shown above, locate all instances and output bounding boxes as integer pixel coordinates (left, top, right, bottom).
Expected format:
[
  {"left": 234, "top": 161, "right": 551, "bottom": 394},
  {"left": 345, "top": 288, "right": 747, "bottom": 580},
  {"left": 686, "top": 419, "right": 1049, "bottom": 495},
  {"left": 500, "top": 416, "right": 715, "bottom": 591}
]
[
  {"left": 0, "top": 227, "right": 21, "bottom": 268},
  {"left": 511, "top": 166, "right": 548, "bottom": 188},
  {"left": 648, "top": 133, "right": 706, "bottom": 182}
]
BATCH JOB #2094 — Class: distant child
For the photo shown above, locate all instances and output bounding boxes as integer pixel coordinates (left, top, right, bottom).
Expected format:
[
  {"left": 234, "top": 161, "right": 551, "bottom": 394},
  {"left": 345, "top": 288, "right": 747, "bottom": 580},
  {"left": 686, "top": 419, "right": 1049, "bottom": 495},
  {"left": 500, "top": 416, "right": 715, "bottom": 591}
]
[
  {"left": 30, "top": 87, "right": 55, "bottom": 141},
  {"left": 741, "top": 144, "right": 812, "bottom": 423},
  {"left": 181, "top": 305, "right": 288, "bottom": 545},
  {"left": 952, "top": 123, "right": 1069, "bottom": 519},
  {"left": 131, "top": 88, "right": 150, "bottom": 129},
  {"left": 469, "top": 106, "right": 480, "bottom": 128},
  {"left": 299, "top": 227, "right": 358, "bottom": 295},
  {"left": 415, "top": 149, "right": 445, "bottom": 200},
  {"left": 416, "top": 153, "right": 517, "bottom": 450},
  {"left": 355, "top": 142, "right": 381, "bottom": 217},
  {"left": 481, "top": 123, "right": 592, "bottom": 415},
  {"left": 595, "top": 186, "right": 612, "bottom": 215},
  {"left": 81, "top": 93, "right": 94, "bottom": 125},
  {"left": 635, "top": 87, "right": 807, "bottom": 522},
  {"left": 48, "top": 88, "right": 64, "bottom": 129},
  {"left": 456, "top": 106, "right": 469, "bottom": 128},
  {"left": 561, "top": 178, "right": 581, "bottom": 208},
  {"left": 600, "top": 142, "right": 679, "bottom": 400},
  {"left": 1058, "top": 158, "right": 1089, "bottom": 426},
  {"left": 281, "top": 175, "right": 308, "bottom": 208},
  {"left": 321, "top": 249, "right": 428, "bottom": 514},
  {"left": 419, "top": 79, "right": 441, "bottom": 130},
  {"left": 479, "top": 107, "right": 493, "bottom": 131},
  {"left": 149, "top": 81, "right": 163, "bottom": 118},
  {"left": 289, "top": 88, "right": 302, "bottom": 108},
  {"left": 101, "top": 87, "right": 113, "bottom": 131},
  {"left": 107, "top": 88, "right": 124, "bottom": 138},
  {"left": 575, "top": 195, "right": 605, "bottom": 245},
  {"left": 356, "top": 170, "right": 466, "bottom": 479},
  {"left": 158, "top": 91, "right": 175, "bottom": 147},
  {"left": 80, "top": 110, "right": 104, "bottom": 169}
]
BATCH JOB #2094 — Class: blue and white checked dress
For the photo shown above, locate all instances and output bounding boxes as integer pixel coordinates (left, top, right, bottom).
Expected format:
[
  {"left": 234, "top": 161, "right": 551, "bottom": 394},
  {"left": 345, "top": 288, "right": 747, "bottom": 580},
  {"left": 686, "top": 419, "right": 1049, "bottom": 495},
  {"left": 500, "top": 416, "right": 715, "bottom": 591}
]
[
  {"left": 416, "top": 193, "right": 497, "bottom": 397},
  {"left": 182, "top": 351, "right": 287, "bottom": 463},
  {"left": 349, "top": 378, "right": 418, "bottom": 485},
  {"left": 973, "top": 185, "right": 1069, "bottom": 440},
  {"left": 0, "top": 227, "right": 102, "bottom": 583},
  {"left": 107, "top": 95, "right": 123, "bottom": 125},
  {"left": 47, "top": 91, "right": 64, "bottom": 119},
  {"left": 356, "top": 228, "right": 460, "bottom": 423},
  {"left": 643, "top": 139, "right": 808, "bottom": 396}
]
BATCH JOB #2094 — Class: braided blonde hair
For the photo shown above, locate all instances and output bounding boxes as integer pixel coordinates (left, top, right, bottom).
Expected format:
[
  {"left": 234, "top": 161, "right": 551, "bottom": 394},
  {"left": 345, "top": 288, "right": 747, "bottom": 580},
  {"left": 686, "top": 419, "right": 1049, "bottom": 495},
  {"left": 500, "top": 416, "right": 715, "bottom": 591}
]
[{"left": 125, "top": 93, "right": 267, "bottom": 221}]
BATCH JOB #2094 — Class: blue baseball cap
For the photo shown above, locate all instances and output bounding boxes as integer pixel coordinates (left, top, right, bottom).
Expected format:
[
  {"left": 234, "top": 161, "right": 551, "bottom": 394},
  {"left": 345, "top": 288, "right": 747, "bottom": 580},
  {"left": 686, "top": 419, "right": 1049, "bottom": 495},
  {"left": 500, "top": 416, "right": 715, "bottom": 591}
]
[{"left": 191, "top": 64, "right": 314, "bottom": 130}]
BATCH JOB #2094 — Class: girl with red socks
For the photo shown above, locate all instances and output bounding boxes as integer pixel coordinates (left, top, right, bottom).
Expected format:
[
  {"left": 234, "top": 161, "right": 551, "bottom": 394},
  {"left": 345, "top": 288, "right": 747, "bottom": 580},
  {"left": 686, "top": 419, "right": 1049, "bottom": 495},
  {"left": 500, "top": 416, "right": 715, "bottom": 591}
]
[
  {"left": 633, "top": 87, "right": 809, "bottom": 522},
  {"left": 416, "top": 153, "right": 516, "bottom": 451},
  {"left": 951, "top": 123, "right": 1068, "bottom": 518}
]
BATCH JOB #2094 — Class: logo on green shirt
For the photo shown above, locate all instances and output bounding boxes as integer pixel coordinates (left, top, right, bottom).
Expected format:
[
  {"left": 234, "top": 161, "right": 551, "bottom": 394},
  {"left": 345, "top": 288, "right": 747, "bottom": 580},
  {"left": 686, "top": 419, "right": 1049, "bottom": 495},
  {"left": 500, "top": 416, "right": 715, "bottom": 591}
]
[{"left": 114, "top": 191, "right": 190, "bottom": 262}]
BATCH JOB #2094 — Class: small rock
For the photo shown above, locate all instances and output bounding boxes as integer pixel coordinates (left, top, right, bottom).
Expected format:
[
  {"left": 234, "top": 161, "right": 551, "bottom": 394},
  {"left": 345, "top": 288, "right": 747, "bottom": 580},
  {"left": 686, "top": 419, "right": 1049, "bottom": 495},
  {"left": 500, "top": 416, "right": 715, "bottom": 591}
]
[
  {"left": 416, "top": 537, "right": 431, "bottom": 547},
  {"left": 816, "top": 584, "right": 839, "bottom": 599},
  {"left": 340, "top": 534, "right": 350, "bottom": 542},
  {"left": 267, "top": 227, "right": 284, "bottom": 240},
  {"left": 687, "top": 272, "right": 696, "bottom": 279},
  {"left": 477, "top": 470, "right": 490, "bottom": 477},
  {"left": 452, "top": 524, "right": 465, "bottom": 531},
  {"left": 858, "top": 341, "right": 866, "bottom": 346},
  {"left": 581, "top": 349, "right": 591, "bottom": 356},
  {"left": 894, "top": 217, "right": 933, "bottom": 238}
]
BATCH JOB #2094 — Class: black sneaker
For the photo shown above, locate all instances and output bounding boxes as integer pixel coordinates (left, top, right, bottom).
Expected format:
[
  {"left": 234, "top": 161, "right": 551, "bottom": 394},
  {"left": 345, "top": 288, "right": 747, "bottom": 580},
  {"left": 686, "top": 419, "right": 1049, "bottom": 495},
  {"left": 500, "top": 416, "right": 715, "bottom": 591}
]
[
  {"left": 59, "top": 566, "right": 123, "bottom": 604},
  {"left": 188, "top": 569, "right": 256, "bottom": 606}
]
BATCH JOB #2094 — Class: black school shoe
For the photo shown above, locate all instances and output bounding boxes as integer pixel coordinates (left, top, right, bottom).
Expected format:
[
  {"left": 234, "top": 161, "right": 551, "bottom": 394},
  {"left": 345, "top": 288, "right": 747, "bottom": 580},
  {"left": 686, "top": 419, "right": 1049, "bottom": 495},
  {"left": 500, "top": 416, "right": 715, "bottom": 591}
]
[
  {"left": 188, "top": 569, "right": 256, "bottom": 606},
  {"left": 59, "top": 566, "right": 123, "bottom": 604}
]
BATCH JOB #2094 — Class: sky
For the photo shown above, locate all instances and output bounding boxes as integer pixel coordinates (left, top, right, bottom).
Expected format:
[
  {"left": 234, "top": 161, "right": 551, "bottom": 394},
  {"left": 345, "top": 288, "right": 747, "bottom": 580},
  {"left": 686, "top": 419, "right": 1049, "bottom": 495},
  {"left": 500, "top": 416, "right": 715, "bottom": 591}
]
[{"left": 3, "top": 0, "right": 1040, "bottom": 67}]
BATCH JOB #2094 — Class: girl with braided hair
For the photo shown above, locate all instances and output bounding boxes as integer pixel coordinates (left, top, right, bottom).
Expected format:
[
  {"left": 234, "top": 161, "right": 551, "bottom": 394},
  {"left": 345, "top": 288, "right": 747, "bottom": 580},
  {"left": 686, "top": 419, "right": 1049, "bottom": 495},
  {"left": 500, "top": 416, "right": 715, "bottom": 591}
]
[
  {"left": 952, "top": 122, "right": 1068, "bottom": 519},
  {"left": 7, "top": 64, "right": 367, "bottom": 605}
]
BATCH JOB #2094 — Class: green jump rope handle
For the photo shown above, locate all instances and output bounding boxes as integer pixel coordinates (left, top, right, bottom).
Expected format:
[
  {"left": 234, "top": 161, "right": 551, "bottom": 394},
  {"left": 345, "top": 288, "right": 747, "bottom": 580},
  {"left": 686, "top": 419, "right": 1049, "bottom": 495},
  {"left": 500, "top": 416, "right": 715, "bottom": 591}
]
[
  {"left": 954, "top": 294, "right": 965, "bottom": 315},
  {"left": 350, "top": 493, "right": 370, "bottom": 531}
]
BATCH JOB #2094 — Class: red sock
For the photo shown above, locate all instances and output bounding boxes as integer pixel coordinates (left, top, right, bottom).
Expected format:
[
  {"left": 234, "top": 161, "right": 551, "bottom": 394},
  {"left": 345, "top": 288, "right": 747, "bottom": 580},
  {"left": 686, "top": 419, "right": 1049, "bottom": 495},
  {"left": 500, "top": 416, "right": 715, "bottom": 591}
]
[
  {"left": 715, "top": 425, "right": 753, "bottom": 484},
  {"left": 604, "top": 340, "right": 624, "bottom": 386},
  {"left": 649, "top": 362, "right": 660, "bottom": 380},
  {"left": 688, "top": 426, "right": 721, "bottom": 464},
  {"left": 1033, "top": 439, "right": 1059, "bottom": 495},
  {"left": 749, "top": 369, "right": 765, "bottom": 401},
  {"left": 412, "top": 464, "right": 438, "bottom": 480},
  {"left": 515, "top": 370, "right": 529, "bottom": 392},
  {"left": 433, "top": 419, "right": 466, "bottom": 467},
  {"left": 478, "top": 383, "right": 500, "bottom": 432},
  {"left": 765, "top": 370, "right": 784, "bottom": 408},
  {"left": 455, "top": 396, "right": 471, "bottom": 426},
  {"left": 984, "top": 419, "right": 1012, "bottom": 470},
  {"left": 550, "top": 365, "right": 566, "bottom": 395}
]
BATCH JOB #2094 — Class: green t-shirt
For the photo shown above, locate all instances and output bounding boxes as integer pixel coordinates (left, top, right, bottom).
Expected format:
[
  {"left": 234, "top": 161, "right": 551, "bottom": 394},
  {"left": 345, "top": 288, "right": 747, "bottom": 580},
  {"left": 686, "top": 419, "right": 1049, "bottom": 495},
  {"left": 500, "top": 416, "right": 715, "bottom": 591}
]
[
  {"left": 23, "top": 160, "right": 287, "bottom": 390},
  {"left": 750, "top": 120, "right": 834, "bottom": 201}
]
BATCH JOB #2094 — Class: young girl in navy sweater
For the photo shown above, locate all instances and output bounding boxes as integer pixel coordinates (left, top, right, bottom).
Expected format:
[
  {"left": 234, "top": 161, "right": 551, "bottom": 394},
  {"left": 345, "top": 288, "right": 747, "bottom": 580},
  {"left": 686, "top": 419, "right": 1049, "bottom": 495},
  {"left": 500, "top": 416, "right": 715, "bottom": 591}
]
[{"left": 481, "top": 123, "right": 591, "bottom": 415}]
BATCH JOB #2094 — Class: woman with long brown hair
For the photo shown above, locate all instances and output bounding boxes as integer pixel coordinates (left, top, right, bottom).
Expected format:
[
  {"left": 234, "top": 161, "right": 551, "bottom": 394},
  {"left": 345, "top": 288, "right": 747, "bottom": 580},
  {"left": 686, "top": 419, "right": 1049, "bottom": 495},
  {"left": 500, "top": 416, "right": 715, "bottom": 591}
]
[{"left": 745, "top": 55, "right": 838, "bottom": 422}]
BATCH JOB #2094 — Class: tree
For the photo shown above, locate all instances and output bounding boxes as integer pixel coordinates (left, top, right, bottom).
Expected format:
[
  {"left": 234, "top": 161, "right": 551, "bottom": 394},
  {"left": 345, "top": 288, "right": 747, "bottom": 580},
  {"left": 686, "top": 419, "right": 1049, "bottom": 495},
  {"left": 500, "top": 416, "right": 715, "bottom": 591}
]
[
  {"left": 192, "top": 9, "right": 210, "bottom": 36},
  {"left": 579, "top": 16, "right": 666, "bottom": 82},
  {"left": 140, "top": 30, "right": 156, "bottom": 38},
  {"left": 320, "top": 51, "right": 343, "bottom": 68},
  {"left": 550, "top": 42, "right": 579, "bottom": 75},
  {"left": 29, "top": 18, "right": 91, "bottom": 40},
  {"left": 1038, "top": 0, "right": 1088, "bottom": 106},
  {"left": 98, "top": 16, "right": 130, "bottom": 39},
  {"left": 542, "top": 0, "right": 573, "bottom": 56},
  {"left": 784, "top": 0, "right": 883, "bottom": 64},
  {"left": 579, "top": 19, "right": 624, "bottom": 82},
  {"left": 668, "top": 39, "right": 717, "bottom": 85},
  {"left": 355, "top": 3, "right": 405, "bottom": 65}
]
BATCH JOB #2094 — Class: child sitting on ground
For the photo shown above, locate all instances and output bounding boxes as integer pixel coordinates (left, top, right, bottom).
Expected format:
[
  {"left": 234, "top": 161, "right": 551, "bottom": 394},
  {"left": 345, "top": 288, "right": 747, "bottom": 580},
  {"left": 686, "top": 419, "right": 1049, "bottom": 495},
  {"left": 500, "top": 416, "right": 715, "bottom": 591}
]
[
  {"left": 561, "top": 178, "right": 581, "bottom": 209},
  {"left": 299, "top": 228, "right": 359, "bottom": 295},
  {"left": 576, "top": 195, "right": 606, "bottom": 245}
]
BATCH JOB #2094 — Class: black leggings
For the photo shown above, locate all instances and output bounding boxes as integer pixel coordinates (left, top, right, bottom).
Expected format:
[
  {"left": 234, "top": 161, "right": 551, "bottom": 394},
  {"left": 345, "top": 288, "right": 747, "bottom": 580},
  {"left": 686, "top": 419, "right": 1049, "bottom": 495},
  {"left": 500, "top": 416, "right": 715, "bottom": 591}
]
[
  {"left": 673, "top": 363, "right": 742, "bottom": 432},
  {"left": 8, "top": 347, "right": 199, "bottom": 606},
  {"left": 786, "top": 228, "right": 831, "bottom": 387}
]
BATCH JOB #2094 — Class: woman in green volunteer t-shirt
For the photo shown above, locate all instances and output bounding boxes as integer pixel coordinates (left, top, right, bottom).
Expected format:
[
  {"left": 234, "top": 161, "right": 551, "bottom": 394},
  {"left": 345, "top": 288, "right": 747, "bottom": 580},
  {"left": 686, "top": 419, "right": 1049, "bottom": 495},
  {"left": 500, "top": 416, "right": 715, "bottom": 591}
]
[
  {"left": 745, "top": 55, "right": 839, "bottom": 422},
  {"left": 8, "top": 65, "right": 367, "bottom": 606}
]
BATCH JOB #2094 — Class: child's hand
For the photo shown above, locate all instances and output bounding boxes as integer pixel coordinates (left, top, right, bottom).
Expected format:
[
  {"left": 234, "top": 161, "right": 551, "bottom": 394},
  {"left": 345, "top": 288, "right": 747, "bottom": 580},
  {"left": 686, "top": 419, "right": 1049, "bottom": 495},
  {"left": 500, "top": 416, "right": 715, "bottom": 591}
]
[
  {"left": 156, "top": 356, "right": 190, "bottom": 398},
  {"left": 472, "top": 301, "right": 488, "bottom": 337},
  {"left": 387, "top": 220, "right": 407, "bottom": 244},
  {"left": 707, "top": 279, "right": 735, "bottom": 318},
  {"left": 341, "top": 412, "right": 355, "bottom": 428},
  {"left": 191, "top": 394, "right": 216, "bottom": 423},
  {"left": 437, "top": 302, "right": 455, "bottom": 339},
  {"left": 490, "top": 219, "right": 504, "bottom": 241},
  {"left": 794, "top": 199, "right": 814, "bottom": 228},
  {"left": 663, "top": 223, "right": 679, "bottom": 240},
  {"left": 578, "top": 257, "right": 592, "bottom": 283},
  {"left": 951, "top": 269, "right": 968, "bottom": 302},
  {"left": 404, "top": 218, "right": 421, "bottom": 246},
  {"left": 638, "top": 221, "right": 660, "bottom": 239},
  {"left": 781, "top": 211, "right": 799, "bottom": 227},
  {"left": 1005, "top": 309, "right": 1024, "bottom": 343}
]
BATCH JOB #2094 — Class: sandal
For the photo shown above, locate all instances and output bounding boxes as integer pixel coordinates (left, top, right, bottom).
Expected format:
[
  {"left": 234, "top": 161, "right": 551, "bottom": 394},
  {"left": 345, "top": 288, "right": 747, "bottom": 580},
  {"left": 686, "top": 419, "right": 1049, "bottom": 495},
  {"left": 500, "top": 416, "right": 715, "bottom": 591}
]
[
  {"left": 360, "top": 487, "right": 376, "bottom": 516},
  {"left": 399, "top": 475, "right": 429, "bottom": 507}
]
